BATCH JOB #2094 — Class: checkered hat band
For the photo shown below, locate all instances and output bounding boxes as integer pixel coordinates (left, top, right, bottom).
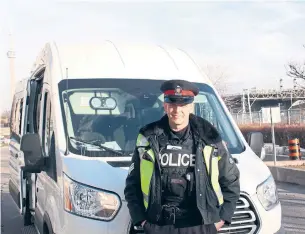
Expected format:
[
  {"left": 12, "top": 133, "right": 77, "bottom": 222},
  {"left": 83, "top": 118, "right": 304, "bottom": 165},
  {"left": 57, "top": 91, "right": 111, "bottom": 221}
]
[{"left": 164, "top": 90, "right": 194, "bottom": 96}]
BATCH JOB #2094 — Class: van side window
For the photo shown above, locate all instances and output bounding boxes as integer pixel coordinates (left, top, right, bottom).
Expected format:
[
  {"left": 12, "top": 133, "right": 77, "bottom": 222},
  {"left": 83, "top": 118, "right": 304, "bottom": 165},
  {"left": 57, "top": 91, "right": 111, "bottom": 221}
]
[
  {"left": 10, "top": 96, "right": 17, "bottom": 136},
  {"left": 18, "top": 98, "right": 23, "bottom": 135},
  {"left": 42, "top": 91, "right": 57, "bottom": 180},
  {"left": 42, "top": 92, "right": 53, "bottom": 156},
  {"left": 35, "top": 82, "right": 43, "bottom": 133},
  {"left": 10, "top": 96, "right": 23, "bottom": 143}
]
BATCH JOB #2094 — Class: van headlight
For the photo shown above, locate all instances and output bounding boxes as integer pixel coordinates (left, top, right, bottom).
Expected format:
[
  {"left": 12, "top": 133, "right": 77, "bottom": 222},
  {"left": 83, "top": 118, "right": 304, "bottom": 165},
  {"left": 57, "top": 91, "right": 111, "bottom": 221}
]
[
  {"left": 63, "top": 174, "right": 121, "bottom": 221},
  {"left": 257, "top": 175, "right": 279, "bottom": 211}
]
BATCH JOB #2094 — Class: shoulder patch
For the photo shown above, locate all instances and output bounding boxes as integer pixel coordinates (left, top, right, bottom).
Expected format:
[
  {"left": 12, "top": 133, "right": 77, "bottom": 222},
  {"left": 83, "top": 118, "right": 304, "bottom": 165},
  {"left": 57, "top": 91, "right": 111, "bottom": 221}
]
[{"left": 229, "top": 158, "right": 234, "bottom": 164}]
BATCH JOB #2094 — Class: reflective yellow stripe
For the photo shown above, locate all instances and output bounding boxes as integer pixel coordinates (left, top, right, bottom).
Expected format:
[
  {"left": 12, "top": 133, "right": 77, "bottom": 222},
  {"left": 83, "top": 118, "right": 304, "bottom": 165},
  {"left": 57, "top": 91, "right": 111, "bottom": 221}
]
[
  {"left": 137, "top": 134, "right": 149, "bottom": 146},
  {"left": 203, "top": 146, "right": 213, "bottom": 174},
  {"left": 137, "top": 133, "right": 155, "bottom": 210},
  {"left": 203, "top": 145, "right": 224, "bottom": 206},
  {"left": 143, "top": 192, "right": 149, "bottom": 201},
  {"left": 144, "top": 200, "right": 148, "bottom": 209},
  {"left": 215, "top": 189, "right": 224, "bottom": 205},
  {"left": 142, "top": 192, "right": 149, "bottom": 208},
  {"left": 211, "top": 156, "right": 224, "bottom": 205},
  {"left": 140, "top": 158, "right": 154, "bottom": 209}
]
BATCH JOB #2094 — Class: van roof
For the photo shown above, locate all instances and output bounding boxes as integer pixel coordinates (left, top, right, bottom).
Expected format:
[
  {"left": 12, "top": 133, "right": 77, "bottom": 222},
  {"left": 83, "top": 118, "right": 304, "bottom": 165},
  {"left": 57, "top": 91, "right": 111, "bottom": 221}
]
[{"left": 33, "top": 41, "right": 211, "bottom": 85}]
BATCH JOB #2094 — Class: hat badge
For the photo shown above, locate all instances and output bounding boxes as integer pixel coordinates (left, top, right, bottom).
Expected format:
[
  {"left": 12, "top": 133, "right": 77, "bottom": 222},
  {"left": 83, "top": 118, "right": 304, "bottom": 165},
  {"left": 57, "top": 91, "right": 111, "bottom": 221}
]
[{"left": 175, "top": 86, "right": 182, "bottom": 95}]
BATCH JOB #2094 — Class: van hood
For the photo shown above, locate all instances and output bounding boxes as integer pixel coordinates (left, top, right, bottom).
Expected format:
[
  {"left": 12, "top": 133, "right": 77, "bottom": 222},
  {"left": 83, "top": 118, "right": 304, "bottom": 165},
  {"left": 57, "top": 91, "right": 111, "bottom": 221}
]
[
  {"left": 62, "top": 154, "right": 129, "bottom": 200},
  {"left": 233, "top": 148, "right": 272, "bottom": 196},
  {"left": 62, "top": 149, "right": 272, "bottom": 200}
]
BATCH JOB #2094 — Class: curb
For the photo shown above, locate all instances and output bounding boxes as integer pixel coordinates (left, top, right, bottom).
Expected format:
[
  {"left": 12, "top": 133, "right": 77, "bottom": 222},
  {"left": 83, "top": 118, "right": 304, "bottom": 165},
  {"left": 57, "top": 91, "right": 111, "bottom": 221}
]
[
  {"left": 265, "top": 160, "right": 305, "bottom": 167},
  {"left": 267, "top": 165, "right": 305, "bottom": 186}
]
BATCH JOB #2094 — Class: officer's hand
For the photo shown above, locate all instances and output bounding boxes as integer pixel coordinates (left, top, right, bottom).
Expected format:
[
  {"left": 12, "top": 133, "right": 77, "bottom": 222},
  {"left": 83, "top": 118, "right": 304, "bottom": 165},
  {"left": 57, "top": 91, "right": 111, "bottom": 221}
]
[
  {"left": 141, "top": 220, "right": 147, "bottom": 227},
  {"left": 214, "top": 220, "right": 225, "bottom": 231}
]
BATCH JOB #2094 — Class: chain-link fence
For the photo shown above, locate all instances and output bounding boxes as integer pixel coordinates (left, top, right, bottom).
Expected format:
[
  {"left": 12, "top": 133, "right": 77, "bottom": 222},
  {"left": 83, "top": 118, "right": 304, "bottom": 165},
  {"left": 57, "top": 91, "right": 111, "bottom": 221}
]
[{"left": 232, "top": 108, "right": 305, "bottom": 125}]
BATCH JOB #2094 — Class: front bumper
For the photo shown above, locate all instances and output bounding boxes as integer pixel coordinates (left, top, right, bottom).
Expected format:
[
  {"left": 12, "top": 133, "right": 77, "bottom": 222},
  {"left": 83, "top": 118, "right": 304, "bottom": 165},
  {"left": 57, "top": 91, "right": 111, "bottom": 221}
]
[
  {"left": 60, "top": 201, "right": 131, "bottom": 234},
  {"left": 250, "top": 193, "right": 282, "bottom": 234}
]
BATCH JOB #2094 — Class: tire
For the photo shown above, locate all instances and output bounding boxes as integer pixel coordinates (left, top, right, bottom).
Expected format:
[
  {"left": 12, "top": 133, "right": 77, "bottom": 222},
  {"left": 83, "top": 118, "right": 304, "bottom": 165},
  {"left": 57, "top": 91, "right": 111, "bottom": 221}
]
[
  {"left": 43, "top": 223, "right": 50, "bottom": 234},
  {"left": 43, "top": 213, "right": 55, "bottom": 234},
  {"left": 23, "top": 184, "right": 33, "bottom": 226}
]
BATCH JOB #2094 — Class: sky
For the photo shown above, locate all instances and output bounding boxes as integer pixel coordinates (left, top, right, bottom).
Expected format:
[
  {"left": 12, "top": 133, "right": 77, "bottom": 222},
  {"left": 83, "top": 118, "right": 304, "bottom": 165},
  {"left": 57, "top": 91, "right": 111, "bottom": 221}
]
[{"left": 1, "top": 0, "right": 305, "bottom": 111}]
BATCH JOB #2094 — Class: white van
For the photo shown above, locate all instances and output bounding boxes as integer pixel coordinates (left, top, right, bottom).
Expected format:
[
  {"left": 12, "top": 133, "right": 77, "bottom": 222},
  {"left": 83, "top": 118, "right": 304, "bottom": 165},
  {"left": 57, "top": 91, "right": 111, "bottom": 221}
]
[
  {"left": 9, "top": 41, "right": 282, "bottom": 234},
  {"left": 8, "top": 77, "right": 29, "bottom": 215}
]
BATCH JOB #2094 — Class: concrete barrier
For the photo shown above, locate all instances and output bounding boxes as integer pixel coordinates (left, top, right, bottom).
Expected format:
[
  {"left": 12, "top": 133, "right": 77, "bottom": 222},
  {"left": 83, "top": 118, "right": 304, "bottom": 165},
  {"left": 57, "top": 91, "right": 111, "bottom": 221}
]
[
  {"left": 265, "top": 161, "right": 305, "bottom": 186},
  {"left": 265, "top": 160, "right": 305, "bottom": 167},
  {"left": 264, "top": 144, "right": 305, "bottom": 158}
]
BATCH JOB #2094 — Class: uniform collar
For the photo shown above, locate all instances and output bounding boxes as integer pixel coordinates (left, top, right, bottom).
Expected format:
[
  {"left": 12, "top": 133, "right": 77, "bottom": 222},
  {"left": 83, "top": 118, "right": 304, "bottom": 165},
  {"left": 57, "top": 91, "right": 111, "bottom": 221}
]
[
  {"left": 156, "top": 115, "right": 190, "bottom": 142},
  {"left": 153, "top": 114, "right": 221, "bottom": 144},
  {"left": 167, "top": 124, "right": 190, "bottom": 141}
]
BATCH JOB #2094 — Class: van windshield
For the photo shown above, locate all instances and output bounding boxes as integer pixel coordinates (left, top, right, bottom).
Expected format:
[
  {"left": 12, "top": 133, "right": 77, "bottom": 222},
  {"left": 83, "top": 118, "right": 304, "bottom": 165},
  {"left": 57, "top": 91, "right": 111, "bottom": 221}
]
[{"left": 58, "top": 79, "right": 244, "bottom": 157}]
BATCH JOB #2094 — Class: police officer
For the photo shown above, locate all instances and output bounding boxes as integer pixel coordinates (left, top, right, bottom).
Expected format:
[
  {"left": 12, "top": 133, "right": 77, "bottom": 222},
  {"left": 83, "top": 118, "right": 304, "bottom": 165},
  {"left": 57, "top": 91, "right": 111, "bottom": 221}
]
[{"left": 124, "top": 80, "right": 240, "bottom": 234}]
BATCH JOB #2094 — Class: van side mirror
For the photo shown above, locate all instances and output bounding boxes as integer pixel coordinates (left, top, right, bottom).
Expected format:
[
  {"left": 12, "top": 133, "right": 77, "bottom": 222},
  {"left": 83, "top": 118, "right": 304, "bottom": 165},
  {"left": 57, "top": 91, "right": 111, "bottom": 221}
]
[
  {"left": 20, "top": 133, "right": 45, "bottom": 173},
  {"left": 247, "top": 132, "right": 264, "bottom": 159}
]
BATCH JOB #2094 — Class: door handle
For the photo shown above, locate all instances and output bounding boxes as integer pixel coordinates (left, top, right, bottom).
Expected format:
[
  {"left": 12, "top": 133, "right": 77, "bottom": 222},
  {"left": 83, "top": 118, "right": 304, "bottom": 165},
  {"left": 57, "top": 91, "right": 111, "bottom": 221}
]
[{"left": 14, "top": 154, "right": 18, "bottom": 159}]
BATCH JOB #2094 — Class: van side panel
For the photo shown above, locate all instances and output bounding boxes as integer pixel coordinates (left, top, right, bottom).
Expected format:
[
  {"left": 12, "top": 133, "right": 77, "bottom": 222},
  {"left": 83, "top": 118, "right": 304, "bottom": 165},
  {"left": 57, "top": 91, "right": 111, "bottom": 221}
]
[
  {"left": 9, "top": 90, "right": 26, "bottom": 209},
  {"left": 36, "top": 172, "right": 61, "bottom": 234}
]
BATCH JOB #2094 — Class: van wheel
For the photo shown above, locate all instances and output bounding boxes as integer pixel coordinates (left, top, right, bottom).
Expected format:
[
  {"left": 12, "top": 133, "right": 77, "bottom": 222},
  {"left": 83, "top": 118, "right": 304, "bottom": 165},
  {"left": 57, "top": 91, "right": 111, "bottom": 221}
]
[
  {"left": 23, "top": 209, "right": 32, "bottom": 225},
  {"left": 43, "top": 223, "right": 50, "bottom": 234},
  {"left": 43, "top": 223, "right": 55, "bottom": 234},
  {"left": 43, "top": 214, "right": 55, "bottom": 234},
  {"left": 23, "top": 186, "right": 33, "bottom": 226}
]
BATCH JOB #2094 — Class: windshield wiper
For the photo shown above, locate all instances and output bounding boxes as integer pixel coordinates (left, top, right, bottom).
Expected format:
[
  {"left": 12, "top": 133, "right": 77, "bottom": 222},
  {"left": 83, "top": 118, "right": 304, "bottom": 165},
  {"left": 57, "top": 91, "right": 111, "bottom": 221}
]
[{"left": 69, "top": 137, "right": 124, "bottom": 156}]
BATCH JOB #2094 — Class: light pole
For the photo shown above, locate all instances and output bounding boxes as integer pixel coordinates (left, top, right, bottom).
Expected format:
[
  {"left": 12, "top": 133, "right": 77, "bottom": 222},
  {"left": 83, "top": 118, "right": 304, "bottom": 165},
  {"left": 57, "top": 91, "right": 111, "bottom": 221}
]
[{"left": 7, "top": 32, "right": 16, "bottom": 102}]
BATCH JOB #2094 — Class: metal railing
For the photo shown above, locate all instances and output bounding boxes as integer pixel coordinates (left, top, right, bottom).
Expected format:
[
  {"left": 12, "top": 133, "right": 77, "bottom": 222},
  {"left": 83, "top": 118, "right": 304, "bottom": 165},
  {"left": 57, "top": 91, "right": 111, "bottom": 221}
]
[{"left": 231, "top": 109, "right": 305, "bottom": 125}]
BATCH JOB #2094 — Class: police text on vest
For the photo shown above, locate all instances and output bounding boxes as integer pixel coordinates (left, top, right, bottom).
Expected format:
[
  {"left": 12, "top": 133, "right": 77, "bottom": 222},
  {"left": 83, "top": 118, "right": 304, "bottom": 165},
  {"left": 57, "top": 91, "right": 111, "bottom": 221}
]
[{"left": 159, "top": 153, "right": 196, "bottom": 167}]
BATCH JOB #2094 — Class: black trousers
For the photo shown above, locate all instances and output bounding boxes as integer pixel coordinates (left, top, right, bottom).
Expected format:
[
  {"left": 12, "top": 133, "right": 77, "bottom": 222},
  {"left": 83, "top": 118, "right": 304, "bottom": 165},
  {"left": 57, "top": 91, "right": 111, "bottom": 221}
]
[{"left": 143, "top": 222, "right": 217, "bottom": 234}]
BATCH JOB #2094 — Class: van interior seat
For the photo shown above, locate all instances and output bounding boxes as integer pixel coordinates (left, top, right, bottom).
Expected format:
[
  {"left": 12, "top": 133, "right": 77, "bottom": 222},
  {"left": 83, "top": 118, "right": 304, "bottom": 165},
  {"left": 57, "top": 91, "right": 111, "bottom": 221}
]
[
  {"left": 77, "top": 107, "right": 164, "bottom": 153},
  {"left": 123, "top": 118, "right": 141, "bottom": 152},
  {"left": 139, "top": 107, "right": 164, "bottom": 126}
]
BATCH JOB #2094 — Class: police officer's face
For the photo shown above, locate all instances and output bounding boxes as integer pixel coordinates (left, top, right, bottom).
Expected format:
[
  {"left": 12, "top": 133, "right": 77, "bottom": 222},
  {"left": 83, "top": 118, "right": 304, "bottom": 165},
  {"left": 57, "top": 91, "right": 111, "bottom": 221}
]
[{"left": 164, "top": 102, "right": 194, "bottom": 126}]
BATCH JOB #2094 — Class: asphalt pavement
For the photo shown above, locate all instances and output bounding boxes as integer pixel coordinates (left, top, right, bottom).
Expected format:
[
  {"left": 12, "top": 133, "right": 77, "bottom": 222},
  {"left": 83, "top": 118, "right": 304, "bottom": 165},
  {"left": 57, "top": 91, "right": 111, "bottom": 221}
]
[
  {"left": 1, "top": 146, "right": 305, "bottom": 234},
  {"left": 1, "top": 146, "right": 23, "bottom": 234},
  {"left": 277, "top": 182, "right": 305, "bottom": 233}
]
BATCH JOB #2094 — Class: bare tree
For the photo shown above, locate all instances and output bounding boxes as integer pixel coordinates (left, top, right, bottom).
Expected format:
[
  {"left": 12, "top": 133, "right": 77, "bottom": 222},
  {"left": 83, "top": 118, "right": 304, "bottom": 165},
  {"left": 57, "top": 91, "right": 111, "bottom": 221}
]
[
  {"left": 1, "top": 109, "right": 10, "bottom": 118},
  {"left": 200, "top": 64, "right": 241, "bottom": 112},
  {"left": 201, "top": 64, "right": 230, "bottom": 96},
  {"left": 286, "top": 45, "right": 305, "bottom": 89},
  {"left": 287, "top": 62, "right": 305, "bottom": 80},
  {"left": 1, "top": 109, "right": 10, "bottom": 127}
]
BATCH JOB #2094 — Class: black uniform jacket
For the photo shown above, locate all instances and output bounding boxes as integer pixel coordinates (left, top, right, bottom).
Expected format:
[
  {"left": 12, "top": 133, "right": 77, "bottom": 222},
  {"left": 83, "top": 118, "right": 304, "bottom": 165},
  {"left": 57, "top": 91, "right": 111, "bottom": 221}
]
[{"left": 124, "top": 114, "right": 240, "bottom": 226}]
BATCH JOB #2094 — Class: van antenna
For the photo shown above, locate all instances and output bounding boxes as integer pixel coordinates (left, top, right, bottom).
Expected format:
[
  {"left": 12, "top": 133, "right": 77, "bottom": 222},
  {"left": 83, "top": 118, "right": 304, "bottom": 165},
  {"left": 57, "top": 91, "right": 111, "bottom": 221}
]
[{"left": 65, "top": 67, "right": 69, "bottom": 155}]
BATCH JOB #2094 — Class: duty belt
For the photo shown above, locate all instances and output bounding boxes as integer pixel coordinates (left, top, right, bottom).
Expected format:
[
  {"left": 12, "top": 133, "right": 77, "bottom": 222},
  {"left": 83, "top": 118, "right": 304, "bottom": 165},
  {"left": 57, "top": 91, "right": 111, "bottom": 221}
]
[{"left": 161, "top": 205, "right": 190, "bottom": 224}]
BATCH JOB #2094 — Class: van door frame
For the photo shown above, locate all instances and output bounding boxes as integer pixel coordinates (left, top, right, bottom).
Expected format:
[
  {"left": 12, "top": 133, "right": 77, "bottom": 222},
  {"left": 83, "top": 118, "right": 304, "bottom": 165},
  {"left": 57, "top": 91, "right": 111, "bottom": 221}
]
[
  {"left": 19, "top": 67, "right": 45, "bottom": 222},
  {"left": 34, "top": 82, "right": 59, "bottom": 234},
  {"left": 19, "top": 79, "right": 39, "bottom": 216}
]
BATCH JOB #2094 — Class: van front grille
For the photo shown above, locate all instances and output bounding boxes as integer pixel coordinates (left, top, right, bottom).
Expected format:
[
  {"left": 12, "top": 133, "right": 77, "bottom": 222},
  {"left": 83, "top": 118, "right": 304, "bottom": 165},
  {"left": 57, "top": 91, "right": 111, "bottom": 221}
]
[
  {"left": 131, "top": 194, "right": 260, "bottom": 234},
  {"left": 219, "top": 195, "right": 260, "bottom": 234}
]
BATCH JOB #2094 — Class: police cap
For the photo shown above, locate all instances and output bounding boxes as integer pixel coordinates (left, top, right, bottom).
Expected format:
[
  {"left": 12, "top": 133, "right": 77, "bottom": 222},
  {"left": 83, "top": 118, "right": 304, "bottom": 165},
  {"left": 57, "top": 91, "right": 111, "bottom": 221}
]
[{"left": 160, "top": 79, "right": 199, "bottom": 104}]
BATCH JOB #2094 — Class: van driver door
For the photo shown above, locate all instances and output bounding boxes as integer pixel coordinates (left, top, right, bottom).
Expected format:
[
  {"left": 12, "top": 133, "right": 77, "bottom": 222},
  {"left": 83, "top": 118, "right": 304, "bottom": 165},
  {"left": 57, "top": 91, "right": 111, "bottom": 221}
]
[{"left": 18, "top": 78, "right": 40, "bottom": 225}]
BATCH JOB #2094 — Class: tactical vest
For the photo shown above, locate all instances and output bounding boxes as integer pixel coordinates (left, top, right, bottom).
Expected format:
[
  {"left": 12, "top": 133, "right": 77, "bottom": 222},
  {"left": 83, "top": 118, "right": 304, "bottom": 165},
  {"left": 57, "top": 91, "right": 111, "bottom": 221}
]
[
  {"left": 158, "top": 136, "right": 196, "bottom": 207},
  {"left": 136, "top": 133, "right": 224, "bottom": 210}
]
